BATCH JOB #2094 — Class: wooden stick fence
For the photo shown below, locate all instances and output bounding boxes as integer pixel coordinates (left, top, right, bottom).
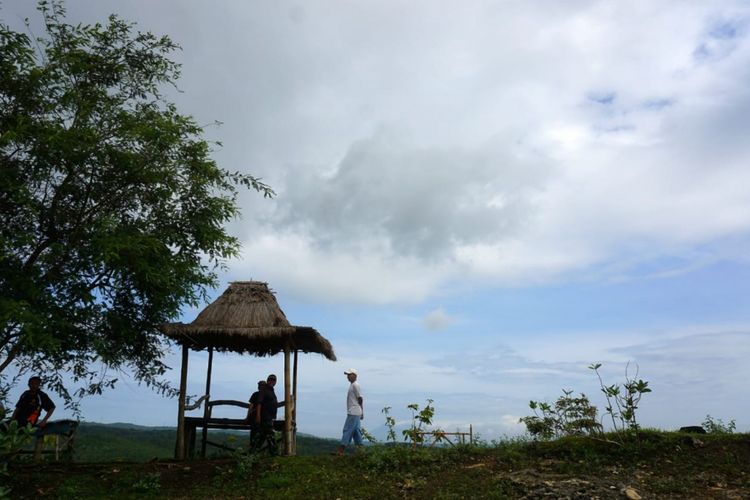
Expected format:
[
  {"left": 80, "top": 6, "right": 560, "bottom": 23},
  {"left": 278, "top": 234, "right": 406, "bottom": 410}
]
[{"left": 414, "top": 425, "right": 473, "bottom": 448}]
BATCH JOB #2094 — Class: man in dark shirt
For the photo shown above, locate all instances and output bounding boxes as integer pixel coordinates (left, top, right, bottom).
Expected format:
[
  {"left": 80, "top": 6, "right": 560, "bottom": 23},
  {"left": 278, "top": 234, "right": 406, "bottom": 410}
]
[
  {"left": 254, "top": 374, "right": 283, "bottom": 454},
  {"left": 11, "top": 376, "right": 55, "bottom": 429}
]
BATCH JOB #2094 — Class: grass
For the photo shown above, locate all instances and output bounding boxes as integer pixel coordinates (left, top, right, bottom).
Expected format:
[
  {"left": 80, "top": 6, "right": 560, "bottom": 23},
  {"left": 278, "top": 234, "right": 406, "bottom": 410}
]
[{"left": 6, "top": 430, "right": 750, "bottom": 498}]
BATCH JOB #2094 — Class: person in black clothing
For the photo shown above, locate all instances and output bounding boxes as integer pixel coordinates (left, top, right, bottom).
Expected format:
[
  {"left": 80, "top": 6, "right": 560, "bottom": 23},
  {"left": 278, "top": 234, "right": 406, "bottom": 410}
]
[
  {"left": 246, "top": 380, "right": 266, "bottom": 450},
  {"left": 253, "top": 374, "right": 284, "bottom": 454},
  {"left": 11, "top": 376, "right": 55, "bottom": 429}
]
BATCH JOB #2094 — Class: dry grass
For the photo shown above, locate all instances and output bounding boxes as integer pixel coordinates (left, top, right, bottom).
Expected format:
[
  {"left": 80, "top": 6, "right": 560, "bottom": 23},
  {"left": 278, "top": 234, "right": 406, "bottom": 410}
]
[{"left": 161, "top": 282, "right": 336, "bottom": 360}]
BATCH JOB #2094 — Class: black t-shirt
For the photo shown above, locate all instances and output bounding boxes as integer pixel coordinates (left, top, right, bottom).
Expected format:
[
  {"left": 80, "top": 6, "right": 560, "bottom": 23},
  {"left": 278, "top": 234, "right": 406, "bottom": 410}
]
[
  {"left": 260, "top": 386, "right": 278, "bottom": 423},
  {"left": 250, "top": 391, "right": 260, "bottom": 405},
  {"left": 15, "top": 390, "right": 55, "bottom": 426}
]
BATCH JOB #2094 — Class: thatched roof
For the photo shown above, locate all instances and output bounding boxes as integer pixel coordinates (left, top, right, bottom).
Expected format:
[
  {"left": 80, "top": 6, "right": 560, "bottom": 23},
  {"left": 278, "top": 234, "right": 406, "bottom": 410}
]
[{"left": 161, "top": 281, "right": 336, "bottom": 361}]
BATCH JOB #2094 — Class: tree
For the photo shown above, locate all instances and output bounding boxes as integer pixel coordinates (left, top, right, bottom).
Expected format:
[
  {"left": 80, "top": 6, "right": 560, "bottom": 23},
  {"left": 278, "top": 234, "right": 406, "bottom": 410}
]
[{"left": 0, "top": 1, "right": 273, "bottom": 408}]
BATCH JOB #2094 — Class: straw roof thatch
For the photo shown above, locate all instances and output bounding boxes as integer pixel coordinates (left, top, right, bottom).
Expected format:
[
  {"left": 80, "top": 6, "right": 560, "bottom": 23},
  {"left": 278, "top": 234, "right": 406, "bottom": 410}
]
[{"left": 161, "top": 281, "right": 336, "bottom": 360}]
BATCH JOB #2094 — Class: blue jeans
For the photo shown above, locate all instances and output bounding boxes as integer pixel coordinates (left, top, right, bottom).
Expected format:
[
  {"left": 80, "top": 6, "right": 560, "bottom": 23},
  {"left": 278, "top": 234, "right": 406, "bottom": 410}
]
[{"left": 340, "top": 414, "right": 363, "bottom": 446}]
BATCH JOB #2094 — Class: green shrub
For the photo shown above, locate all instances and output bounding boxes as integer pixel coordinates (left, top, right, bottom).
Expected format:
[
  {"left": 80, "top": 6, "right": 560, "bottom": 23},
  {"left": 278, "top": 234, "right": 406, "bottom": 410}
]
[
  {"left": 702, "top": 414, "right": 736, "bottom": 434},
  {"left": 403, "top": 399, "right": 437, "bottom": 445},
  {"left": 519, "top": 390, "right": 602, "bottom": 440}
]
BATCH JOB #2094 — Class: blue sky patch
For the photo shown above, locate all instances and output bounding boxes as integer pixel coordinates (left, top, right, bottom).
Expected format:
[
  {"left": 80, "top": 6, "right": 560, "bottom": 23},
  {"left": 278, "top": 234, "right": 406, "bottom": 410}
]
[
  {"left": 710, "top": 21, "right": 739, "bottom": 40},
  {"left": 643, "top": 98, "right": 674, "bottom": 110},
  {"left": 587, "top": 91, "right": 616, "bottom": 105}
]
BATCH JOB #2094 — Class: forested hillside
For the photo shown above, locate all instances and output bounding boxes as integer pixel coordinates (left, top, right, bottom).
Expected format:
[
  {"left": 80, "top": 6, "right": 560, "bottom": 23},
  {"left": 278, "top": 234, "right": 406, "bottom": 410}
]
[{"left": 73, "top": 423, "right": 338, "bottom": 462}]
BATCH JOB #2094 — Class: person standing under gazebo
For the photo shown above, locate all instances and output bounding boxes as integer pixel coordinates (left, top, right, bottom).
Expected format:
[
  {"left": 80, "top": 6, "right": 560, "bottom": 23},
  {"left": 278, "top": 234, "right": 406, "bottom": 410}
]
[
  {"left": 247, "top": 380, "right": 266, "bottom": 450},
  {"left": 255, "top": 374, "right": 284, "bottom": 454},
  {"left": 336, "top": 369, "right": 363, "bottom": 456}
]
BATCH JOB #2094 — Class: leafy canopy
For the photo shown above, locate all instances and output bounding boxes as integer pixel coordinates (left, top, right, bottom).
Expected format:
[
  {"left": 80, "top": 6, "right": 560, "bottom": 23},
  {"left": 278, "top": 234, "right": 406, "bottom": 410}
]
[{"left": 0, "top": 1, "right": 273, "bottom": 407}]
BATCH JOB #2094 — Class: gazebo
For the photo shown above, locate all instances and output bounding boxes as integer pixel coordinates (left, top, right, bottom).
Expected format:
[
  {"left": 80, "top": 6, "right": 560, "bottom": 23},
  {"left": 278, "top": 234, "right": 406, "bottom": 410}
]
[{"left": 161, "top": 281, "right": 336, "bottom": 458}]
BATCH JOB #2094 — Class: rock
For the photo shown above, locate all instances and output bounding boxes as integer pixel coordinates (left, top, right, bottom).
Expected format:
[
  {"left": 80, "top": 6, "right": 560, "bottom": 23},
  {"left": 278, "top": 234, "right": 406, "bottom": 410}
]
[
  {"left": 689, "top": 436, "right": 705, "bottom": 448},
  {"left": 623, "top": 486, "right": 642, "bottom": 499}
]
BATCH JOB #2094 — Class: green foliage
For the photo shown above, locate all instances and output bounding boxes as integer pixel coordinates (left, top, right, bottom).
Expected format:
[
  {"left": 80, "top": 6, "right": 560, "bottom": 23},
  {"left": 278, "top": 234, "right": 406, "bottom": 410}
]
[
  {"left": 0, "top": 0, "right": 273, "bottom": 406},
  {"left": 234, "top": 449, "right": 260, "bottom": 474},
  {"left": 131, "top": 472, "right": 161, "bottom": 495},
  {"left": 520, "top": 363, "right": 652, "bottom": 446},
  {"left": 402, "top": 399, "right": 437, "bottom": 445},
  {"left": 382, "top": 405, "right": 397, "bottom": 443},
  {"left": 359, "top": 425, "right": 377, "bottom": 444},
  {"left": 1, "top": 421, "right": 34, "bottom": 499},
  {"left": 1, "top": 420, "right": 34, "bottom": 461},
  {"left": 589, "top": 362, "right": 651, "bottom": 440},
  {"left": 702, "top": 414, "right": 736, "bottom": 434},
  {"left": 213, "top": 448, "right": 262, "bottom": 489},
  {"left": 519, "top": 389, "right": 602, "bottom": 440},
  {"left": 380, "top": 406, "right": 396, "bottom": 443}
]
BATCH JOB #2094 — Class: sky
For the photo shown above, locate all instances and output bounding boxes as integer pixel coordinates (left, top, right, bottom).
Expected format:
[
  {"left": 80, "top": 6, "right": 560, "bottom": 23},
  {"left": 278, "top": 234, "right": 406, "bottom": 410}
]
[{"left": 3, "top": 0, "right": 750, "bottom": 440}]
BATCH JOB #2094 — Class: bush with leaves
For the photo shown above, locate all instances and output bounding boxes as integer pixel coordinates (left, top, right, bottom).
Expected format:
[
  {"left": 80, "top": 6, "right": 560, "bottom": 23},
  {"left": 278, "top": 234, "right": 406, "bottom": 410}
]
[
  {"left": 402, "top": 399, "right": 442, "bottom": 446},
  {"left": 702, "top": 414, "right": 736, "bottom": 435},
  {"left": 1, "top": 421, "right": 35, "bottom": 498},
  {"left": 520, "top": 389, "right": 602, "bottom": 440}
]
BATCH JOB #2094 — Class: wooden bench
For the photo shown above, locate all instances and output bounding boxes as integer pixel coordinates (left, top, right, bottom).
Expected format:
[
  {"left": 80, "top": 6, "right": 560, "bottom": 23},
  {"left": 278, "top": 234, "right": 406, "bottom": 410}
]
[
  {"left": 11, "top": 419, "right": 79, "bottom": 462},
  {"left": 182, "top": 399, "right": 288, "bottom": 457}
]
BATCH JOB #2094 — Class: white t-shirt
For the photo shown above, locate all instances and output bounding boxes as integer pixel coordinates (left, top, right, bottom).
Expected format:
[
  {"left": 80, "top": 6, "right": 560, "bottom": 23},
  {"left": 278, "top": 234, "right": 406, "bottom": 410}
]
[{"left": 347, "top": 381, "right": 363, "bottom": 416}]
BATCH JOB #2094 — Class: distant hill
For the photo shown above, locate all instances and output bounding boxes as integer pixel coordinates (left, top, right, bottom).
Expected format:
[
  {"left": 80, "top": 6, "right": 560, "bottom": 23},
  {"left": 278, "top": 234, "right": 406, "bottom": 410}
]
[{"left": 73, "top": 422, "right": 338, "bottom": 462}]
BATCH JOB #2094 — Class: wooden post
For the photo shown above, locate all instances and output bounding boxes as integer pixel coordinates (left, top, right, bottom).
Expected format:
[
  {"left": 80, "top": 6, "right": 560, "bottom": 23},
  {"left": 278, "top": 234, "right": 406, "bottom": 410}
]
[
  {"left": 292, "top": 349, "right": 298, "bottom": 454},
  {"left": 469, "top": 424, "right": 473, "bottom": 445},
  {"left": 283, "top": 342, "right": 292, "bottom": 456},
  {"left": 33, "top": 435, "right": 44, "bottom": 462},
  {"left": 200, "top": 346, "right": 214, "bottom": 458},
  {"left": 175, "top": 344, "right": 190, "bottom": 459}
]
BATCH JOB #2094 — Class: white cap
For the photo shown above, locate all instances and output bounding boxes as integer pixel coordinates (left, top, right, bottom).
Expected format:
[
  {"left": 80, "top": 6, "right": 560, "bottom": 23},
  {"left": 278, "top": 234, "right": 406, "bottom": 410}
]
[{"left": 344, "top": 368, "right": 358, "bottom": 375}]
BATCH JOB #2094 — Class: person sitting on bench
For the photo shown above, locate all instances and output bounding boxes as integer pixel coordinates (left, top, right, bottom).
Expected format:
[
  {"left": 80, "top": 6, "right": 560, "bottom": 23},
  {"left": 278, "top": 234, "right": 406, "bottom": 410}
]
[{"left": 11, "top": 376, "right": 55, "bottom": 430}]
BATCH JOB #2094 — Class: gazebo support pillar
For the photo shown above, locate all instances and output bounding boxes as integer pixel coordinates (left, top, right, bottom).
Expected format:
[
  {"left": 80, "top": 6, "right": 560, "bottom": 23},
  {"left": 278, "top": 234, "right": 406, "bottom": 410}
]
[
  {"left": 175, "top": 344, "right": 189, "bottom": 459},
  {"left": 292, "top": 349, "right": 298, "bottom": 454},
  {"left": 283, "top": 341, "right": 292, "bottom": 456},
  {"left": 200, "top": 346, "right": 214, "bottom": 458}
]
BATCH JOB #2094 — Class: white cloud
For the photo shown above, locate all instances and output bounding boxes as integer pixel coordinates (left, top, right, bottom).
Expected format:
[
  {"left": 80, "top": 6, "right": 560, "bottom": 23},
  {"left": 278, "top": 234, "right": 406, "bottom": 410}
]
[
  {"left": 422, "top": 308, "right": 454, "bottom": 331},
  {"left": 233, "top": 232, "right": 452, "bottom": 304},
  {"left": 7, "top": 0, "right": 749, "bottom": 304},
  {"left": 222, "top": 1, "right": 750, "bottom": 304}
]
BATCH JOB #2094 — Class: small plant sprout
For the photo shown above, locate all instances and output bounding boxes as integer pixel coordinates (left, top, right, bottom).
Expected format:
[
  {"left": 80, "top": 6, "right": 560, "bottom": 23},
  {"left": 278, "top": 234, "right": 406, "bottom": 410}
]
[
  {"left": 589, "top": 362, "right": 651, "bottom": 440},
  {"left": 382, "top": 406, "right": 397, "bottom": 443}
]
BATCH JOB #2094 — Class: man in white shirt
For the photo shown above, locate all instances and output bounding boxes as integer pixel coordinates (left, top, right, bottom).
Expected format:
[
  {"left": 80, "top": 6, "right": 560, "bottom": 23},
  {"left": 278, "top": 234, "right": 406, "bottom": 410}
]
[{"left": 336, "top": 368, "right": 363, "bottom": 456}]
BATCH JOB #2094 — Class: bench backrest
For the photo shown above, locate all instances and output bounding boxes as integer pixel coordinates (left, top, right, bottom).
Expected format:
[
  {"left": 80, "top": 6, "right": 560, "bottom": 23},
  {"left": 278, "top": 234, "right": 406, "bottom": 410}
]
[{"left": 206, "top": 400, "right": 250, "bottom": 419}]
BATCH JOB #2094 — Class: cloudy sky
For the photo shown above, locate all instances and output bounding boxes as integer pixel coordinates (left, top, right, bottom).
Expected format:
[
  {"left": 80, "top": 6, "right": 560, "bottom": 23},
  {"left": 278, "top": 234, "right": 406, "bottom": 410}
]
[{"left": 4, "top": 0, "right": 750, "bottom": 439}]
